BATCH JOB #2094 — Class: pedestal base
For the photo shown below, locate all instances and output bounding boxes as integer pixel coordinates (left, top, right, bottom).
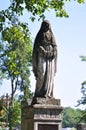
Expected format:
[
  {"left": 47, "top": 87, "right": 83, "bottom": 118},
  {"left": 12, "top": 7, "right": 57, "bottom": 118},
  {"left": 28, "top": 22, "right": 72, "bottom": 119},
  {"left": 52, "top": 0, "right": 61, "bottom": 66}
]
[
  {"left": 77, "top": 123, "right": 86, "bottom": 130},
  {"left": 21, "top": 98, "right": 63, "bottom": 130}
]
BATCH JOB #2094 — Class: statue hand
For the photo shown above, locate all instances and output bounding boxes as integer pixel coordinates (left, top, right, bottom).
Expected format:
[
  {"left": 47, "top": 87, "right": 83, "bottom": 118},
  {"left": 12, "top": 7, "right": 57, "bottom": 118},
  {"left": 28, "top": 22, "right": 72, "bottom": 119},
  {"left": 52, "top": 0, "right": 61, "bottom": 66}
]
[{"left": 45, "top": 51, "right": 53, "bottom": 59}]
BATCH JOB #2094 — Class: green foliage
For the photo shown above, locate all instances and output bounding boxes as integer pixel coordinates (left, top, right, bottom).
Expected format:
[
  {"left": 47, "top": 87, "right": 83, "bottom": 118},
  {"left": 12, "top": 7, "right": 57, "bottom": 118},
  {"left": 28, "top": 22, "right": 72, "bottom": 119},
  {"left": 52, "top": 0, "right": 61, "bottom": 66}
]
[
  {"left": 8, "top": 100, "right": 21, "bottom": 130},
  {"left": 80, "top": 56, "right": 86, "bottom": 61},
  {"left": 1, "top": 25, "right": 32, "bottom": 77},
  {"left": 0, "top": 23, "right": 33, "bottom": 100},
  {"left": 0, "top": 96, "right": 21, "bottom": 130},
  {"left": 0, "top": 5, "right": 33, "bottom": 100},
  {"left": 0, "top": 96, "right": 6, "bottom": 124},
  {"left": 76, "top": 56, "right": 86, "bottom": 122},
  {"left": 9, "top": 0, "right": 67, "bottom": 20},
  {"left": 62, "top": 107, "right": 83, "bottom": 128},
  {"left": 8, "top": 0, "right": 84, "bottom": 21},
  {"left": 78, "top": 110, "right": 86, "bottom": 123},
  {"left": 0, "top": 125, "right": 5, "bottom": 130},
  {"left": 77, "top": 81, "right": 86, "bottom": 123},
  {"left": 0, "top": 95, "right": 9, "bottom": 129},
  {"left": 77, "top": 0, "right": 84, "bottom": 3},
  {"left": 77, "top": 81, "right": 86, "bottom": 106},
  {"left": 11, "top": 0, "right": 84, "bottom": 20}
]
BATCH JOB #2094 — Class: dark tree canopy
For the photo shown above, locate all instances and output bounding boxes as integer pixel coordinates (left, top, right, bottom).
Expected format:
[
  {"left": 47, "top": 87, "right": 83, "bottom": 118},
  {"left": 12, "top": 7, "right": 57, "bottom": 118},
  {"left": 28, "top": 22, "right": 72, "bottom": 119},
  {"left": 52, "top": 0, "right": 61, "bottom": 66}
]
[
  {"left": 62, "top": 107, "right": 83, "bottom": 128},
  {"left": 76, "top": 56, "right": 86, "bottom": 123},
  {"left": 9, "top": 0, "right": 84, "bottom": 20},
  {"left": 0, "top": 2, "right": 33, "bottom": 101}
]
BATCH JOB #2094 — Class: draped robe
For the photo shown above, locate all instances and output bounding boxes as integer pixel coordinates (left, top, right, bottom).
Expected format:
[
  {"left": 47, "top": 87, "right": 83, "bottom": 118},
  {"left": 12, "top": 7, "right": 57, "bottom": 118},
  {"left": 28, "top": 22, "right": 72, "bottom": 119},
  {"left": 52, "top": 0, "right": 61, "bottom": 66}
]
[{"left": 32, "top": 20, "right": 57, "bottom": 98}]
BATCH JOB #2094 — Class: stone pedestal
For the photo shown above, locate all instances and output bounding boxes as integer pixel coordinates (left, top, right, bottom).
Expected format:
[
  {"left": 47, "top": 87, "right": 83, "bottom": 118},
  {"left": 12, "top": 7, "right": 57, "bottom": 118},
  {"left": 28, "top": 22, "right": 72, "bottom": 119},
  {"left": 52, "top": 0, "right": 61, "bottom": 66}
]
[
  {"left": 77, "top": 123, "right": 86, "bottom": 130},
  {"left": 21, "top": 98, "right": 63, "bottom": 130}
]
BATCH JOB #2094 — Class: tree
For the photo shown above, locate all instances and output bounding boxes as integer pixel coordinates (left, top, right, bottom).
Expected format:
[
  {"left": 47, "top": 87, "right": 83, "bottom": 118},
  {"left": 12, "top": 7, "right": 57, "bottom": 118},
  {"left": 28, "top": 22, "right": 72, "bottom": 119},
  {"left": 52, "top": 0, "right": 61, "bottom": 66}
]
[
  {"left": 76, "top": 56, "right": 86, "bottom": 123},
  {"left": 62, "top": 107, "right": 83, "bottom": 128},
  {"left": 76, "top": 84, "right": 86, "bottom": 123},
  {"left": 8, "top": 100, "right": 21, "bottom": 130},
  {"left": 78, "top": 56, "right": 86, "bottom": 105},
  {"left": 0, "top": 96, "right": 6, "bottom": 129},
  {"left": 0, "top": 96, "right": 21, "bottom": 130},
  {"left": 0, "top": 5, "right": 33, "bottom": 100},
  {"left": 0, "top": 0, "right": 85, "bottom": 26},
  {"left": 0, "top": 4, "right": 33, "bottom": 129},
  {"left": 77, "top": 81, "right": 86, "bottom": 106},
  {"left": 77, "top": 56, "right": 86, "bottom": 122},
  {"left": 9, "top": 0, "right": 84, "bottom": 21},
  {"left": 0, "top": 23, "right": 33, "bottom": 101}
]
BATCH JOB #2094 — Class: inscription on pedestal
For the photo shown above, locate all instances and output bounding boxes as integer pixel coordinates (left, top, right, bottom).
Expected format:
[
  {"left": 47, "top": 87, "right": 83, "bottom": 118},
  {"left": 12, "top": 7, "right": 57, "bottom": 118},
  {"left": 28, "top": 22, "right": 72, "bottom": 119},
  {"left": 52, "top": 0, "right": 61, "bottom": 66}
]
[{"left": 34, "top": 108, "right": 61, "bottom": 120}]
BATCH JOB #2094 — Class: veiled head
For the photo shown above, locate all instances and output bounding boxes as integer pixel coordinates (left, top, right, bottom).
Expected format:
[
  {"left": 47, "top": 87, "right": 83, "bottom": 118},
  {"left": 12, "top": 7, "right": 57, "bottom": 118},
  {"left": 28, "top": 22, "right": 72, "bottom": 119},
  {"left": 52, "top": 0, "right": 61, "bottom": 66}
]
[{"left": 40, "top": 20, "right": 51, "bottom": 32}]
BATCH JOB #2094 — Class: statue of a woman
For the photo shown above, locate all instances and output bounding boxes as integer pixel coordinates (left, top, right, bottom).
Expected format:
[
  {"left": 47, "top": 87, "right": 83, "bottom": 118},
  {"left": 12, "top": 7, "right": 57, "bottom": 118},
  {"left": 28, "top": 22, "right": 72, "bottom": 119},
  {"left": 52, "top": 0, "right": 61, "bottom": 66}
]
[{"left": 32, "top": 20, "right": 57, "bottom": 98}]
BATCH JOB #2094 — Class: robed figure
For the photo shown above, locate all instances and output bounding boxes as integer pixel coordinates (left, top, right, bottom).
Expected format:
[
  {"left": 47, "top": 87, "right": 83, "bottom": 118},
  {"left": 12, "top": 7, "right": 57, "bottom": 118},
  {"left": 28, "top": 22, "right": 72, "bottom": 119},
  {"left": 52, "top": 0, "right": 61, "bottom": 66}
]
[{"left": 32, "top": 20, "right": 57, "bottom": 98}]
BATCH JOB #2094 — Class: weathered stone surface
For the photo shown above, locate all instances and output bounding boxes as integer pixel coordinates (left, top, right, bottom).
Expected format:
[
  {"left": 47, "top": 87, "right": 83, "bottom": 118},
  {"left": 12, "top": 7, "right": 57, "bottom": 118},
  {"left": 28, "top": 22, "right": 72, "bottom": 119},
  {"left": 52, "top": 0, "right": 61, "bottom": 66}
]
[
  {"left": 32, "top": 20, "right": 57, "bottom": 99},
  {"left": 46, "top": 98, "right": 61, "bottom": 105},
  {"left": 77, "top": 123, "right": 86, "bottom": 130},
  {"left": 21, "top": 99, "right": 63, "bottom": 130},
  {"left": 27, "top": 97, "right": 61, "bottom": 106},
  {"left": 34, "top": 105, "right": 62, "bottom": 121}
]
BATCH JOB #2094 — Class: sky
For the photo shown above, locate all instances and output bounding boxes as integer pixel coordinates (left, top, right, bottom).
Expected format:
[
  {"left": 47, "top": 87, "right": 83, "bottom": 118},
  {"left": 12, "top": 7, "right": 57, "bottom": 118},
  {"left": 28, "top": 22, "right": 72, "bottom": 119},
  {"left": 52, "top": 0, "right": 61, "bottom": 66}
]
[{"left": 0, "top": 0, "right": 86, "bottom": 109}]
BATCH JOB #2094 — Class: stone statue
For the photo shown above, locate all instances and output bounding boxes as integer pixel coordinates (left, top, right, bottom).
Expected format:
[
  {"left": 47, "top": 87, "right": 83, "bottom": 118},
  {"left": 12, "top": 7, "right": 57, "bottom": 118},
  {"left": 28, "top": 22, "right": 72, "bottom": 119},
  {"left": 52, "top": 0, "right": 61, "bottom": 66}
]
[{"left": 32, "top": 20, "right": 57, "bottom": 99}]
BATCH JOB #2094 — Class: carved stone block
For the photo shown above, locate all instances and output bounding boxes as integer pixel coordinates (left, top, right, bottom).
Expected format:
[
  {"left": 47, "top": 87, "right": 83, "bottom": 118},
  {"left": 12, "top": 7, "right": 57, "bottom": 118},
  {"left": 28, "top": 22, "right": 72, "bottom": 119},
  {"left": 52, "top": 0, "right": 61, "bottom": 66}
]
[
  {"left": 21, "top": 98, "right": 63, "bottom": 130},
  {"left": 77, "top": 123, "right": 86, "bottom": 130}
]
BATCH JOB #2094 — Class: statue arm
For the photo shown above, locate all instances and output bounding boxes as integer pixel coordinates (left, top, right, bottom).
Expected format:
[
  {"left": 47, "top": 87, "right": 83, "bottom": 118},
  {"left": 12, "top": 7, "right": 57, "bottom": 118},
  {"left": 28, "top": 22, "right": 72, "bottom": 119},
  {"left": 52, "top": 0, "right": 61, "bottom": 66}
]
[
  {"left": 38, "top": 45, "right": 57, "bottom": 59},
  {"left": 51, "top": 33, "right": 57, "bottom": 58},
  {"left": 53, "top": 45, "right": 57, "bottom": 57},
  {"left": 37, "top": 45, "right": 47, "bottom": 57},
  {"left": 39, "top": 46, "right": 54, "bottom": 59}
]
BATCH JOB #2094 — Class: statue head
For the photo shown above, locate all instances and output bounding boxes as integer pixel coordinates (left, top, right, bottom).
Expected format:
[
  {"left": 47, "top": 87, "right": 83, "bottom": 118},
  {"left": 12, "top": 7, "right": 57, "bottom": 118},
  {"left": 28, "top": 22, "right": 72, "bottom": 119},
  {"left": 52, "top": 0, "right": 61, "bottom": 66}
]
[{"left": 40, "top": 20, "right": 51, "bottom": 32}]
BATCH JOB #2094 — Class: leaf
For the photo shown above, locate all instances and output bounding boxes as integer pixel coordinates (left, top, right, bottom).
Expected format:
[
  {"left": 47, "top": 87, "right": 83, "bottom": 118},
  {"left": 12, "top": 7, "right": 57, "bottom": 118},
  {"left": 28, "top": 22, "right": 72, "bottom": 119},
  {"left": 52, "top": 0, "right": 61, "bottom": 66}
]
[{"left": 77, "top": 0, "right": 84, "bottom": 3}]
